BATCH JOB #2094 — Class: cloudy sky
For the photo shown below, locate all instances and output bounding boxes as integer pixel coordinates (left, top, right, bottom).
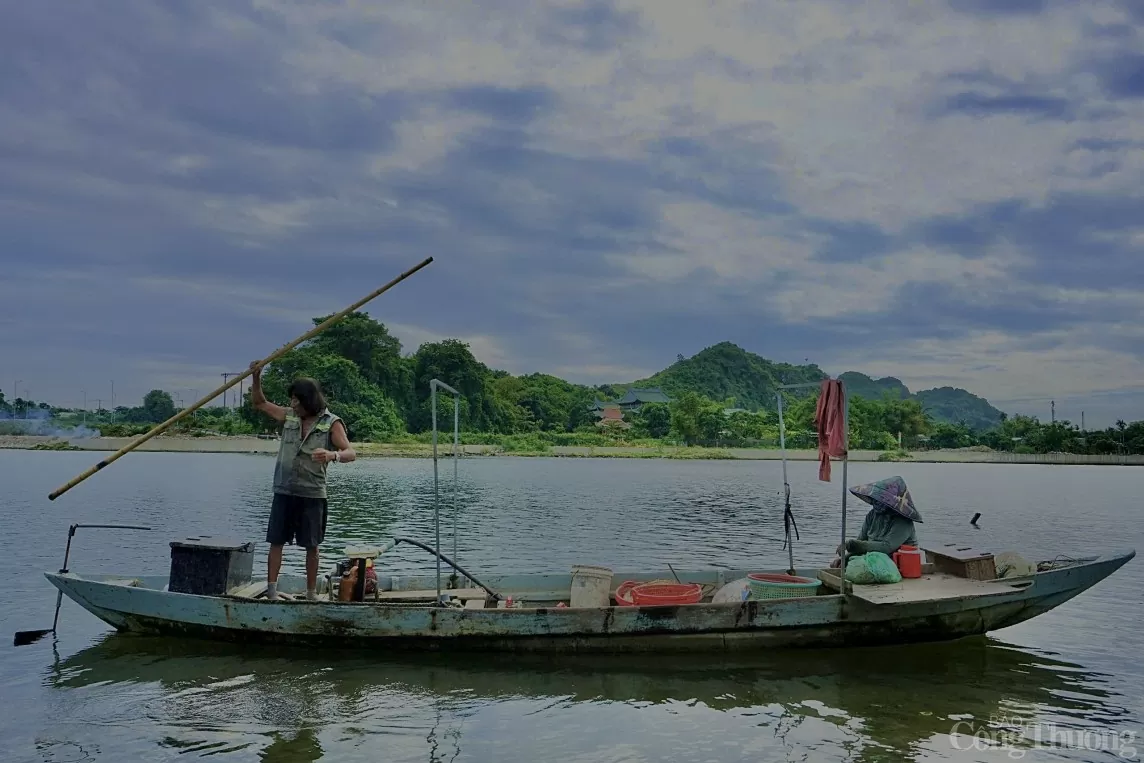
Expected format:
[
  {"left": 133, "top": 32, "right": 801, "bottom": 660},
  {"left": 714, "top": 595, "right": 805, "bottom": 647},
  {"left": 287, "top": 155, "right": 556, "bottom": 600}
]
[{"left": 3, "top": 0, "right": 1143, "bottom": 427}]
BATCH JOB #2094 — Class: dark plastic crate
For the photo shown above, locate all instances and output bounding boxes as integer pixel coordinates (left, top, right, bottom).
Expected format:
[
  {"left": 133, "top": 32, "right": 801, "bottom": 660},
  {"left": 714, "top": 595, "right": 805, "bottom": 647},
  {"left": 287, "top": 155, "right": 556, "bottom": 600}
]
[{"left": 169, "top": 537, "right": 255, "bottom": 596}]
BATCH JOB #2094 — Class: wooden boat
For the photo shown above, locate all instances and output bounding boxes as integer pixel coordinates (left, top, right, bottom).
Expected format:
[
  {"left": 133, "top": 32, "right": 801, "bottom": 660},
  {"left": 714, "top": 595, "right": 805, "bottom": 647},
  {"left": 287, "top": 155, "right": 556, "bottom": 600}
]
[
  {"left": 41, "top": 546, "right": 1134, "bottom": 653},
  {"left": 33, "top": 378, "right": 1136, "bottom": 652}
]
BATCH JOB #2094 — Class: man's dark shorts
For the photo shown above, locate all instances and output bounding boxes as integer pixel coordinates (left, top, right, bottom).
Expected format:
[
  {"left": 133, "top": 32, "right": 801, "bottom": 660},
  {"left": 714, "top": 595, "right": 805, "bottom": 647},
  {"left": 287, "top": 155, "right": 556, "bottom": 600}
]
[{"left": 266, "top": 493, "right": 327, "bottom": 548}]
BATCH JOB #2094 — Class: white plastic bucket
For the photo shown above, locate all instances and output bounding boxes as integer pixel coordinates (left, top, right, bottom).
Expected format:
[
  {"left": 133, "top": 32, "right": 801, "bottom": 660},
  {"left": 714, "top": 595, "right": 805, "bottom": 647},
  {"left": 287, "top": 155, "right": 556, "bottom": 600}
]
[{"left": 569, "top": 564, "right": 613, "bottom": 608}]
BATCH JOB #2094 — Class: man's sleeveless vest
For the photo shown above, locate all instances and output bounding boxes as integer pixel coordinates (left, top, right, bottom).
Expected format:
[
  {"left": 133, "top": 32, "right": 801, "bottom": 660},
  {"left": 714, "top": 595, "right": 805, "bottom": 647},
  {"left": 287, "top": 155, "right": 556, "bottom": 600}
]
[{"left": 272, "top": 409, "right": 342, "bottom": 499}]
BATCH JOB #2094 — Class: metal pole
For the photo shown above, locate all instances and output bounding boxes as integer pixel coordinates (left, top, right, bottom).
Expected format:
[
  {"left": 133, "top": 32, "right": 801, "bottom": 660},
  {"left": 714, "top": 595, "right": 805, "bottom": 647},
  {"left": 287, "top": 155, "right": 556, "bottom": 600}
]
[
  {"left": 428, "top": 379, "right": 461, "bottom": 604},
  {"left": 839, "top": 380, "right": 850, "bottom": 592},
  {"left": 432, "top": 382, "right": 440, "bottom": 603},
  {"left": 452, "top": 390, "right": 459, "bottom": 576}
]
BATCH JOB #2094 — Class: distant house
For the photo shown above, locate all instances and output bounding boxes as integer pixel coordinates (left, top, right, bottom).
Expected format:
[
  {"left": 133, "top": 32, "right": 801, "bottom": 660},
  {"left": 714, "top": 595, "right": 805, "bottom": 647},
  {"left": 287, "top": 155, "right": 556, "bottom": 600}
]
[
  {"left": 588, "top": 388, "right": 672, "bottom": 418},
  {"left": 587, "top": 399, "right": 621, "bottom": 419},
  {"left": 615, "top": 388, "right": 672, "bottom": 414},
  {"left": 595, "top": 406, "right": 632, "bottom": 429},
  {"left": 590, "top": 388, "right": 668, "bottom": 418}
]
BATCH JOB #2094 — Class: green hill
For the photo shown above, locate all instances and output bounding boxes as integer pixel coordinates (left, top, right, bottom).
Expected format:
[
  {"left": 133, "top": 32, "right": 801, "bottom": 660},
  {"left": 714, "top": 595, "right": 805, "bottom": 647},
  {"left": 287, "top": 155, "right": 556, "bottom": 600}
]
[
  {"left": 837, "top": 371, "right": 910, "bottom": 401},
  {"left": 915, "top": 387, "right": 1004, "bottom": 431},
  {"left": 607, "top": 343, "right": 1006, "bottom": 430},
  {"left": 619, "top": 341, "right": 827, "bottom": 411}
]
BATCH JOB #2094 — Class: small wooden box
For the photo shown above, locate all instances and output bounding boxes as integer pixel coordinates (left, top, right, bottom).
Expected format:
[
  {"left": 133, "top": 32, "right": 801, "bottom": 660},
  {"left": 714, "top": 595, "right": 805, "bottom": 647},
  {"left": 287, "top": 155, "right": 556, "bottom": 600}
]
[{"left": 923, "top": 544, "right": 996, "bottom": 580}]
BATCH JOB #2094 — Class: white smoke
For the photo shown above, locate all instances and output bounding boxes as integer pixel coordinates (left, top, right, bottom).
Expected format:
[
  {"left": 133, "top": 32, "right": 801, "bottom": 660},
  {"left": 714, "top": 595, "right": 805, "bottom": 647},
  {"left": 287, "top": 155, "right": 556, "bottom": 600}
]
[{"left": 1, "top": 418, "right": 102, "bottom": 439}]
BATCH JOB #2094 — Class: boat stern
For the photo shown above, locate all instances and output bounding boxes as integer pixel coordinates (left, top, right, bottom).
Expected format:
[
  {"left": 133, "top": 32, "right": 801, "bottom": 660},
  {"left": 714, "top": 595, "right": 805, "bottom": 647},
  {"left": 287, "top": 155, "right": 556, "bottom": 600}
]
[{"left": 43, "top": 571, "right": 167, "bottom": 631}]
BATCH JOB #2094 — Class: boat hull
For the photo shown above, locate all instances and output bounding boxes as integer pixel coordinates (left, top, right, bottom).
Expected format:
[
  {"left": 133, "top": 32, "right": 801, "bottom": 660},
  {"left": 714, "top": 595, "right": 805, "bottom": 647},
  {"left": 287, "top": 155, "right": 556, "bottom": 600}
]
[{"left": 44, "top": 550, "right": 1134, "bottom": 653}]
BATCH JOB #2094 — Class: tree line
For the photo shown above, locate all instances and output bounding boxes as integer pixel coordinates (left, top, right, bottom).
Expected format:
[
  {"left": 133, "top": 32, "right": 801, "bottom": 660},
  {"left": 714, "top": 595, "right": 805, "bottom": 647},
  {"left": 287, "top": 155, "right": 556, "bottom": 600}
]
[{"left": 11, "top": 311, "right": 1144, "bottom": 455}]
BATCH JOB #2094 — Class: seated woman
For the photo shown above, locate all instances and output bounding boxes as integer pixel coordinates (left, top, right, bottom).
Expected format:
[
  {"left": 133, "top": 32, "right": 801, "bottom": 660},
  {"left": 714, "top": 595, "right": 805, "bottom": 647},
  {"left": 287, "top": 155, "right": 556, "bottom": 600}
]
[{"left": 830, "top": 476, "right": 922, "bottom": 567}]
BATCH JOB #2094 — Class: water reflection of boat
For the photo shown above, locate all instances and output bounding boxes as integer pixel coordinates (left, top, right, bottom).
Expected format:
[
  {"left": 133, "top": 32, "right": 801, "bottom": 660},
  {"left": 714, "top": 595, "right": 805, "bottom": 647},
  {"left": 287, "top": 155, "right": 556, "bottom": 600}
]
[{"left": 48, "top": 634, "right": 1135, "bottom": 762}]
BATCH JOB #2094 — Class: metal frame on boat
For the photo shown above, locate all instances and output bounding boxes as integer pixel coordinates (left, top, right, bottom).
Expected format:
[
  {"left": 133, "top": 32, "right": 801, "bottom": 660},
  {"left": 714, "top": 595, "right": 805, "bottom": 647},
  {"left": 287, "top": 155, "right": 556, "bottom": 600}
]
[{"left": 30, "top": 377, "right": 1137, "bottom": 653}]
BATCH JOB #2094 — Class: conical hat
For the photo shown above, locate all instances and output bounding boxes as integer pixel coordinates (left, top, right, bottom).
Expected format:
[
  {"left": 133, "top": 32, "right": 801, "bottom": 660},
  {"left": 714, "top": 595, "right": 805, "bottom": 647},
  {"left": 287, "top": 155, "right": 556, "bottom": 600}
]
[{"left": 849, "top": 476, "right": 922, "bottom": 522}]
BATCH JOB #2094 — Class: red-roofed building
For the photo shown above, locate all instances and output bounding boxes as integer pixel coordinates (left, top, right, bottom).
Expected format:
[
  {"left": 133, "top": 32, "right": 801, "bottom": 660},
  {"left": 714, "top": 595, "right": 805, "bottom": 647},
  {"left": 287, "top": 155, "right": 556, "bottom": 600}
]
[{"left": 595, "top": 406, "right": 632, "bottom": 429}]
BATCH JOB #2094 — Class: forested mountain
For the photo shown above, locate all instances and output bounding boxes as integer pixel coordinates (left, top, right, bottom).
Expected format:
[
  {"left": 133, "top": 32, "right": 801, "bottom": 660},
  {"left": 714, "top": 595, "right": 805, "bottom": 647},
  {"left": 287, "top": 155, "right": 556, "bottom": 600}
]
[
  {"left": 914, "top": 387, "right": 1004, "bottom": 432},
  {"left": 837, "top": 372, "right": 910, "bottom": 401},
  {"left": 837, "top": 373, "right": 1003, "bottom": 431},
  {"left": 613, "top": 344, "right": 1004, "bottom": 431},
  {"left": 236, "top": 316, "right": 1006, "bottom": 437},
  {"left": 616, "top": 341, "right": 827, "bottom": 411}
]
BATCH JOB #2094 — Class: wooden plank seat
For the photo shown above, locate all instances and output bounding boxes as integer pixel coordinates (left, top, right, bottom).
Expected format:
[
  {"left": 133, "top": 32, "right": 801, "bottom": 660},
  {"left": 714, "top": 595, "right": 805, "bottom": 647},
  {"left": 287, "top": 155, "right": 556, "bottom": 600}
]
[
  {"left": 227, "top": 581, "right": 269, "bottom": 599},
  {"left": 343, "top": 545, "right": 384, "bottom": 559}
]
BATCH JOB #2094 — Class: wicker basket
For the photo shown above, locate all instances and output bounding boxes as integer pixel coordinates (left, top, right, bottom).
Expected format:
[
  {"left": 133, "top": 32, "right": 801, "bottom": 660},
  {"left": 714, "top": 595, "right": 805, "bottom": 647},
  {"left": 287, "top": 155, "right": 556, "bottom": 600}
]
[{"left": 746, "top": 573, "right": 822, "bottom": 600}]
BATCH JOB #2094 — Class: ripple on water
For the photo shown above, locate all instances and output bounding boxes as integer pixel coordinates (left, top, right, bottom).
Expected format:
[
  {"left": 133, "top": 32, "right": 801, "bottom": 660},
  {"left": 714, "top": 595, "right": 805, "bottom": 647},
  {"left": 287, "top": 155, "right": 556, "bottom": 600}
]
[{"left": 1, "top": 452, "right": 1141, "bottom": 762}]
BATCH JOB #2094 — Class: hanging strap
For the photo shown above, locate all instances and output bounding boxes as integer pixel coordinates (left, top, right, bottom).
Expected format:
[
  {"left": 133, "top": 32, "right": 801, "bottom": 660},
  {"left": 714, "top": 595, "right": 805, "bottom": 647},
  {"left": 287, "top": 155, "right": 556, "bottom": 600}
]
[{"left": 782, "top": 482, "right": 800, "bottom": 550}]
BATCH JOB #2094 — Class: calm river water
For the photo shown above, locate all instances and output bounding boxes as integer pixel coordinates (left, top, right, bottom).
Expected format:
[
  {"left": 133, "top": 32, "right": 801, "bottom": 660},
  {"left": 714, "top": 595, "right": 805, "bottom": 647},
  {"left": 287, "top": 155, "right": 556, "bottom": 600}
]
[{"left": 0, "top": 451, "right": 1140, "bottom": 762}]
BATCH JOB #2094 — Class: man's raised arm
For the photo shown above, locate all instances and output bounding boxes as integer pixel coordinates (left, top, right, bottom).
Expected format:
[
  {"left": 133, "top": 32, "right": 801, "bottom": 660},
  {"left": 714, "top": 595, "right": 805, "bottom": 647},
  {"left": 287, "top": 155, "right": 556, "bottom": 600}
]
[{"left": 250, "top": 361, "right": 288, "bottom": 422}]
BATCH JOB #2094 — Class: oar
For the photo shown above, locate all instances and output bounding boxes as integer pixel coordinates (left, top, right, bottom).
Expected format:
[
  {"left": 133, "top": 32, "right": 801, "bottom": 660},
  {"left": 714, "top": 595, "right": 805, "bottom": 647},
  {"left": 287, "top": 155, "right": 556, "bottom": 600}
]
[
  {"left": 47, "top": 256, "right": 434, "bottom": 501},
  {"left": 14, "top": 523, "right": 151, "bottom": 646}
]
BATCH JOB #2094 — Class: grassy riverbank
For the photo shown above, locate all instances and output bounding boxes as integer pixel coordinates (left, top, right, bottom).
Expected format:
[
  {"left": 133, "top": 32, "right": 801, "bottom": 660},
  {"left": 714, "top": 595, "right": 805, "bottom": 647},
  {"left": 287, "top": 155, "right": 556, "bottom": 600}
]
[{"left": 2, "top": 434, "right": 1142, "bottom": 465}]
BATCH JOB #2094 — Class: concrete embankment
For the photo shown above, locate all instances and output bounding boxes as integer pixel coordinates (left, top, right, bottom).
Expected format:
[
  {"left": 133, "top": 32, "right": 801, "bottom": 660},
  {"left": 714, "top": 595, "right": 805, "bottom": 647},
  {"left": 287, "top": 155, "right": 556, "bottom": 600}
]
[{"left": 2, "top": 435, "right": 1142, "bottom": 465}]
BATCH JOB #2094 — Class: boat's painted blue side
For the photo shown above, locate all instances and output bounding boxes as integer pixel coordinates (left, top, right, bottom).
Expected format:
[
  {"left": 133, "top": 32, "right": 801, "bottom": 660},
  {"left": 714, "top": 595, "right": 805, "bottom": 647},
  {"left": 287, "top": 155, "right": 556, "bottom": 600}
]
[{"left": 44, "top": 550, "right": 1134, "bottom": 653}]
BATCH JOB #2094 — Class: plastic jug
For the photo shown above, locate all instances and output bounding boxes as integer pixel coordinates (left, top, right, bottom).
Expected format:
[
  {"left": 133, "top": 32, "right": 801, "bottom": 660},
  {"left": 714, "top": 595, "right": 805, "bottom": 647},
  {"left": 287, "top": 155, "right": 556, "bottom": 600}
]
[{"left": 892, "top": 545, "right": 923, "bottom": 579}]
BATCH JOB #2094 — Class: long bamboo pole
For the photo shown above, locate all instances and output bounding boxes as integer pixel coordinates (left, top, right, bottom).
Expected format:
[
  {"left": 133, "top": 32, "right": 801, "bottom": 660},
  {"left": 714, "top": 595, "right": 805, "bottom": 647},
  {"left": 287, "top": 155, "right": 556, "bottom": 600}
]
[{"left": 48, "top": 256, "right": 434, "bottom": 501}]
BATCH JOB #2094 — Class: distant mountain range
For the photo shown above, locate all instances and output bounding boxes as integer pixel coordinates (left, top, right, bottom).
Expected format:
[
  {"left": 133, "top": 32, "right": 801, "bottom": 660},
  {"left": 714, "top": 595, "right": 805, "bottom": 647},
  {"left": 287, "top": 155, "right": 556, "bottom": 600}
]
[{"left": 600, "top": 342, "right": 1006, "bottom": 431}]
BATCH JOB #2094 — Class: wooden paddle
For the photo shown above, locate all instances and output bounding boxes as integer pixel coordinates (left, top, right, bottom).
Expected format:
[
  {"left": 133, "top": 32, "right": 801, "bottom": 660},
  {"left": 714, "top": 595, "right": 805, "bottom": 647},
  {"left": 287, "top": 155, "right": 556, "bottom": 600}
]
[{"left": 48, "top": 256, "right": 434, "bottom": 501}]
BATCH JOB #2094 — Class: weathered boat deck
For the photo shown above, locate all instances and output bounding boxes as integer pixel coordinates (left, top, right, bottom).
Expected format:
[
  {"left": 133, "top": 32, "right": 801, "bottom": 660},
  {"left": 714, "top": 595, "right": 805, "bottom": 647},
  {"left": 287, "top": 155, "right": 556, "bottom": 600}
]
[
  {"left": 39, "top": 547, "right": 1136, "bottom": 652},
  {"left": 816, "top": 568, "right": 1030, "bottom": 605}
]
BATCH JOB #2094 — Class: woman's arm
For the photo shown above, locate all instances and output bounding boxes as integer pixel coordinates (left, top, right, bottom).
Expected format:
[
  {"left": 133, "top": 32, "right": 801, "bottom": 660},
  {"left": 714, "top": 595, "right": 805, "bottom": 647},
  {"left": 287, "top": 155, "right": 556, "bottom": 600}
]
[{"left": 847, "top": 516, "right": 914, "bottom": 555}]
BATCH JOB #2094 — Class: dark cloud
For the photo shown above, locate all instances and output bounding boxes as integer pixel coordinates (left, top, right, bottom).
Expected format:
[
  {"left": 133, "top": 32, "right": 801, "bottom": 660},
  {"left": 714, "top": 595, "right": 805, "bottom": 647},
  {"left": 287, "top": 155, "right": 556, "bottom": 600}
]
[
  {"left": 1089, "top": 54, "right": 1144, "bottom": 99},
  {"left": 910, "top": 200, "right": 1024, "bottom": 252},
  {"left": 443, "top": 86, "right": 558, "bottom": 124},
  {"left": 924, "top": 70, "right": 1079, "bottom": 121},
  {"left": 1118, "top": 0, "right": 1144, "bottom": 23},
  {"left": 881, "top": 282, "right": 1093, "bottom": 337},
  {"left": 908, "top": 193, "right": 1144, "bottom": 290},
  {"left": 1068, "top": 138, "right": 1144, "bottom": 152},
  {"left": 539, "top": 0, "right": 642, "bottom": 51},
  {"left": 806, "top": 220, "right": 897, "bottom": 263},
  {"left": 937, "top": 92, "right": 1075, "bottom": 120},
  {"left": 945, "top": 0, "right": 1049, "bottom": 15}
]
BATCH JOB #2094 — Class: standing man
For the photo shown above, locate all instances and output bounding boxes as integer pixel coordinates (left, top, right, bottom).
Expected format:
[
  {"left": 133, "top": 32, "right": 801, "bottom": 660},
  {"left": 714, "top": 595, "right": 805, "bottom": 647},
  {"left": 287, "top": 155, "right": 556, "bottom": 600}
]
[{"left": 250, "top": 361, "right": 356, "bottom": 601}]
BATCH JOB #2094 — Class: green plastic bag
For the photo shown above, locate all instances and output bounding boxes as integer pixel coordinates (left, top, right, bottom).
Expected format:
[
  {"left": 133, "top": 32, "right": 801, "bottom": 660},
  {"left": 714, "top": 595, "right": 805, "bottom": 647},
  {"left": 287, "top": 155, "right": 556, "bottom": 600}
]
[{"left": 843, "top": 552, "right": 903, "bottom": 585}]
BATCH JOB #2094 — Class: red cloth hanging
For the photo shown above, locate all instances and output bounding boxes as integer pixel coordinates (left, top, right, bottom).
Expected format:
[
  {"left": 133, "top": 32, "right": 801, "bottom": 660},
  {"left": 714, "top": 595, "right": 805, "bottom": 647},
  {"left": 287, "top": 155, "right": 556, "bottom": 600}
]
[{"left": 815, "top": 379, "right": 847, "bottom": 481}]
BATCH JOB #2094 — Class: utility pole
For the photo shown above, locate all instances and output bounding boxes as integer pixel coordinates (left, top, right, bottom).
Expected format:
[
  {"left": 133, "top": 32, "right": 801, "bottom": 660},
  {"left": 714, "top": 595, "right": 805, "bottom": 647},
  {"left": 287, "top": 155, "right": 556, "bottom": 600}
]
[
  {"left": 110, "top": 380, "right": 116, "bottom": 423},
  {"left": 82, "top": 390, "right": 87, "bottom": 427},
  {"left": 1081, "top": 411, "right": 1085, "bottom": 432},
  {"left": 221, "top": 373, "right": 240, "bottom": 407},
  {"left": 1051, "top": 400, "right": 1055, "bottom": 424}
]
